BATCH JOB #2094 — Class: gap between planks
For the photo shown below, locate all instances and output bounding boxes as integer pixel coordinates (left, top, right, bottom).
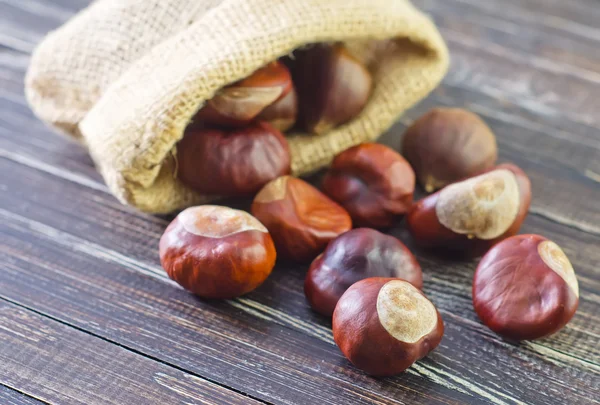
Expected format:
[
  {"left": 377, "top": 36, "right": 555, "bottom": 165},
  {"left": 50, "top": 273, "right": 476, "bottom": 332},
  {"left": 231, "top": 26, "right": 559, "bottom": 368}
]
[
  {"left": 0, "top": 295, "right": 274, "bottom": 405},
  {"left": 0, "top": 382, "right": 50, "bottom": 405}
]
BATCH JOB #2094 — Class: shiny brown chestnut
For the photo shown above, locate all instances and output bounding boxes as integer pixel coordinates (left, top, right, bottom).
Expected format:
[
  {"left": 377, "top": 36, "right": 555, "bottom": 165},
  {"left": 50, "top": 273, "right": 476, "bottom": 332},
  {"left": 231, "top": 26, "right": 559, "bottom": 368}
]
[
  {"left": 251, "top": 176, "right": 352, "bottom": 262},
  {"left": 305, "top": 228, "right": 422, "bottom": 317},
  {"left": 473, "top": 234, "right": 579, "bottom": 340},
  {"left": 177, "top": 121, "right": 291, "bottom": 196},
  {"left": 256, "top": 87, "right": 298, "bottom": 132},
  {"left": 333, "top": 278, "right": 444, "bottom": 376},
  {"left": 159, "top": 205, "right": 276, "bottom": 299},
  {"left": 322, "top": 143, "right": 415, "bottom": 228},
  {"left": 291, "top": 43, "right": 372, "bottom": 134},
  {"left": 194, "top": 61, "right": 293, "bottom": 127},
  {"left": 402, "top": 108, "right": 498, "bottom": 192},
  {"left": 407, "top": 164, "right": 531, "bottom": 256}
]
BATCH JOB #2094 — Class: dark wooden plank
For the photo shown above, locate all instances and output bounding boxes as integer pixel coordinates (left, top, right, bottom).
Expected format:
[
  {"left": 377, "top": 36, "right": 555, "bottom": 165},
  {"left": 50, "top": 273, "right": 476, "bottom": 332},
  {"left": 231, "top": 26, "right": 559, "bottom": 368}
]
[
  {"left": 0, "top": 385, "right": 47, "bottom": 405},
  {"left": 0, "top": 300, "right": 264, "bottom": 405},
  {"left": 1, "top": 157, "right": 599, "bottom": 405}
]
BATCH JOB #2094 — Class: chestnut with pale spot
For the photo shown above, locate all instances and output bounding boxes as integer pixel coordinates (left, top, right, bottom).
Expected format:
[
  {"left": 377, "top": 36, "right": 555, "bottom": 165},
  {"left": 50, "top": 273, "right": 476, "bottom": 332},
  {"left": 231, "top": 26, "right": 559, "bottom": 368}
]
[
  {"left": 407, "top": 164, "right": 531, "bottom": 256},
  {"left": 159, "top": 206, "right": 276, "bottom": 299},
  {"left": 333, "top": 278, "right": 444, "bottom": 376},
  {"left": 251, "top": 176, "right": 352, "bottom": 262},
  {"left": 305, "top": 228, "right": 422, "bottom": 317},
  {"left": 322, "top": 143, "right": 416, "bottom": 228},
  {"left": 193, "top": 61, "right": 293, "bottom": 128},
  {"left": 473, "top": 234, "right": 579, "bottom": 341}
]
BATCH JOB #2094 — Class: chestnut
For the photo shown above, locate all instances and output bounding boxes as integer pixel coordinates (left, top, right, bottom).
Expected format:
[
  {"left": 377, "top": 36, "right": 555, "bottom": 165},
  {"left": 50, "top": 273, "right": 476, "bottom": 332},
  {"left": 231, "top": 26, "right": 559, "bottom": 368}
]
[
  {"left": 402, "top": 108, "right": 498, "bottom": 192},
  {"left": 333, "top": 278, "right": 444, "bottom": 376},
  {"left": 321, "top": 143, "right": 415, "bottom": 228},
  {"left": 177, "top": 121, "right": 291, "bottom": 196},
  {"left": 305, "top": 228, "right": 422, "bottom": 317},
  {"left": 407, "top": 164, "right": 531, "bottom": 256},
  {"left": 251, "top": 176, "right": 352, "bottom": 262},
  {"left": 256, "top": 87, "right": 298, "bottom": 132},
  {"left": 473, "top": 234, "right": 579, "bottom": 341},
  {"left": 159, "top": 205, "right": 276, "bottom": 299},
  {"left": 291, "top": 43, "right": 372, "bottom": 134},
  {"left": 194, "top": 61, "right": 293, "bottom": 127}
]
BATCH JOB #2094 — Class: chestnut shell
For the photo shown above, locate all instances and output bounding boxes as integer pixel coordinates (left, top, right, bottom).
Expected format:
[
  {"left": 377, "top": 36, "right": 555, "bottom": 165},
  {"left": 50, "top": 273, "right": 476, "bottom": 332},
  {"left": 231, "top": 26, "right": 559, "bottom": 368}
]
[
  {"left": 177, "top": 121, "right": 291, "bottom": 196},
  {"left": 322, "top": 143, "right": 415, "bottom": 228},
  {"left": 473, "top": 234, "right": 579, "bottom": 340},
  {"left": 304, "top": 228, "right": 422, "bottom": 316},
  {"left": 406, "top": 163, "right": 531, "bottom": 257}
]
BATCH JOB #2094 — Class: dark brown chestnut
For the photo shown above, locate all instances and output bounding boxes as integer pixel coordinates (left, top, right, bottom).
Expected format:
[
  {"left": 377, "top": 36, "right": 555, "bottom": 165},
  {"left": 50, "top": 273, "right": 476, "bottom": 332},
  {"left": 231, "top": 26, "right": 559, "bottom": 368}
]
[
  {"left": 402, "top": 108, "right": 498, "bottom": 192},
  {"left": 291, "top": 43, "right": 372, "bottom": 134},
  {"left": 305, "top": 228, "right": 422, "bottom": 317},
  {"left": 251, "top": 176, "right": 352, "bottom": 262},
  {"left": 473, "top": 234, "right": 579, "bottom": 341},
  {"left": 321, "top": 143, "right": 415, "bottom": 228},
  {"left": 256, "top": 87, "right": 298, "bottom": 132},
  {"left": 177, "top": 121, "right": 291, "bottom": 196},
  {"left": 159, "top": 205, "right": 276, "bottom": 299},
  {"left": 333, "top": 278, "right": 444, "bottom": 376},
  {"left": 407, "top": 164, "right": 531, "bottom": 256},
  {"left": 194, "top": 61, "right": 293, "bottom": 127}
]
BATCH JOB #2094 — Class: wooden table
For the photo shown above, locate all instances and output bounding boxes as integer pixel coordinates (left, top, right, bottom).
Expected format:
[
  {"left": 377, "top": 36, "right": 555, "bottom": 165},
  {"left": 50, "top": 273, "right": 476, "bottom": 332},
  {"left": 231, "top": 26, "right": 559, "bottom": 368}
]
[{"left": 1, "top": 0, "right": 599, "bottom": 404}]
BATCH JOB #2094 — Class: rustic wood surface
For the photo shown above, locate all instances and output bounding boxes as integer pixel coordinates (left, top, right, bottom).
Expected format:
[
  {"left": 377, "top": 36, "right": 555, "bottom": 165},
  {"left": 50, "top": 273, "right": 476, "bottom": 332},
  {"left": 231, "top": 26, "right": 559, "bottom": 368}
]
[{"left": 0, "top": 0, "right": 598, "bottom": 404}]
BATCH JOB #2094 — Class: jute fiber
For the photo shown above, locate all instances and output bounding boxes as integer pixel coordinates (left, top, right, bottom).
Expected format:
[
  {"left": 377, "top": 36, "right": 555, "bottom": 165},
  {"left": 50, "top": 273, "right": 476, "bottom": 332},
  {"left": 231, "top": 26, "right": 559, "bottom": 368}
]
[{"left": 26, "top": 0, "right": 449, "bottom": 213}]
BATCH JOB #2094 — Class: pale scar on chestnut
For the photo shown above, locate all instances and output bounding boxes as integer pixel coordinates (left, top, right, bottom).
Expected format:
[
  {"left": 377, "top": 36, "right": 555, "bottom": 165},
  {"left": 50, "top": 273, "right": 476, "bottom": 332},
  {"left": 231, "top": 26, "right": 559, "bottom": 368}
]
[
  {"left": 538, "top": 241, "right": 579, "bottom": 297},
  {"left": 377, "top": 280, "right": 437, "bottom": 343},
  {"left": 436, "top": 169, "right": 520, "bottom": 240},
  {"left": 254, "top": 176, "right": 289, "bottom": 203},
  {"left": 211, "top": 86, "right": 282, "bottom": 118},
  {"left": 179, "top": 205, "right": 267, "bottom": 238}
]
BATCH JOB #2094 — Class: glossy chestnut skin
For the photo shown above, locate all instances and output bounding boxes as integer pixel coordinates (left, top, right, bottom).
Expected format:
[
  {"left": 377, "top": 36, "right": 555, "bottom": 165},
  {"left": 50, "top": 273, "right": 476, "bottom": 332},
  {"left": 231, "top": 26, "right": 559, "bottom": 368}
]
[
  {"left": 251, "top": 176, "right": 352, "bottom": 262},
  {"left": 159, "top": 206, "right": 276, "bottom": 299},
  {"left": 333, "top": 278, "right": 444, "bottom": 376},
  {"left": 473, "top": 234, "right": 579, "bottom": 340},
  {"left": 256, "top": 87, "right": 298, "bottom": 132},
  {"left": 194, "top": 61, "right": 293, "bottom": 127},
  {"left": 407, "top": 164, "right": 531, "bottom": 257},
  {"left": 402, "top": 108, "right": 498, "bottom": 192},
  {"left": 322, "top": 143, "right": 415, "bottom": 228},
  {"left": 305, "top": 228, "right": 422, "bottom": 317},
  {"left": 177, "top": 121, "right": 291, "bottom": 196},
  {"left": 291, "top": 43, "right": 372, "bottom": 134}
]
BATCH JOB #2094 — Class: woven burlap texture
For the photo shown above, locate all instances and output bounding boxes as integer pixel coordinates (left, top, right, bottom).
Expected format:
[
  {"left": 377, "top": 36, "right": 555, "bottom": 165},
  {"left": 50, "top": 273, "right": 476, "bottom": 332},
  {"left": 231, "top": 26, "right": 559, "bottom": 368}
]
[{"left": 27, "top": 0, "right": 449, "bottom": 214}]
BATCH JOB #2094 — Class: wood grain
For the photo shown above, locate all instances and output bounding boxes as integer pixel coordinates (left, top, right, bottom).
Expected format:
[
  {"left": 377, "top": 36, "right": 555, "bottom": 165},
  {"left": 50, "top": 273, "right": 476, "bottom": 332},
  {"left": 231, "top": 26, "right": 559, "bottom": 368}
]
[
  {"left": 0, "top": 300, "right": 265, "bottom": 405},
  {"left": 1, "top": 0, "right": 599, "bottom": 404},
  {"left": 0, "top": 385, "right": 46, "bottom": 405}
]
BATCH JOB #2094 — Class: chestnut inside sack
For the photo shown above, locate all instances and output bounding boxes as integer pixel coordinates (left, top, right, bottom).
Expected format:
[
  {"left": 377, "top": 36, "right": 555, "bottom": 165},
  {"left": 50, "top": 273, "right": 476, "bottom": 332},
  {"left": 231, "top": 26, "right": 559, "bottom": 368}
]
[{"left": 27, "top": 0, "right": 449, "bottom": 213}]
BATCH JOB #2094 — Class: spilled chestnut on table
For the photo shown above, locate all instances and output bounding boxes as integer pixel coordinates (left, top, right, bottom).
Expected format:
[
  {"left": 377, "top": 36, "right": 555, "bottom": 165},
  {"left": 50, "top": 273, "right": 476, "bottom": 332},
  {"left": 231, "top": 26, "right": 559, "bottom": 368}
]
[
  {"left": 322, "top": 143, "right": 415, "bottom": 228},
  {"left": 402, "top": 108, "right": 498, "bottom": 192},
  {"left": 473, "top": 234, "right": 579, "bottom": 341},
  {"left": 177, "top": 121, "right": 291, "bottom": 196},
  {"left": 251, "top": 176, "right": 352, "bottom": 262},
  {"left": 305, "top": 228, "right": 422, "bottom": 317},
  {"left": 407, "top": 163, "right": 531, "bottom": 256},
  {"left": 159, "top": 206, "right": 276, "bottom": 299},
  {"left": 333, "top": 278, "right": 444, "bottom": 376}
]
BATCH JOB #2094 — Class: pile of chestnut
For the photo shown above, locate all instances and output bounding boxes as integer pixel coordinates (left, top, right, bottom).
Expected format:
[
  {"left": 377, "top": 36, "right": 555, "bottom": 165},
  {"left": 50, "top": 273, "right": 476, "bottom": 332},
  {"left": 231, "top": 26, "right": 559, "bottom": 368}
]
[
  {"left": 177, "top": 43, "right": 372, "bottom": 196},
  {"left": 161, "top": 69, "right": 580, "bottom": 376}
]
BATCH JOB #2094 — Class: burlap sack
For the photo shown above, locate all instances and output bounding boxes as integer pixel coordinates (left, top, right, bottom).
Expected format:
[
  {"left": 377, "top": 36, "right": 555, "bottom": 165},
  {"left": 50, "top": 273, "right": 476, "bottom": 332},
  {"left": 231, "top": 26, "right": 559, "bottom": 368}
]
[{"left": 26, "top": 0, "right": 449, "bottom": 213}]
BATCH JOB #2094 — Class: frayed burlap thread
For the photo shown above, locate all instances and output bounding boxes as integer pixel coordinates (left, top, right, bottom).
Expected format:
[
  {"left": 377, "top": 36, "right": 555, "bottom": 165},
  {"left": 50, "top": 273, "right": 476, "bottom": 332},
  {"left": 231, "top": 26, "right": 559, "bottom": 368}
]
[{"left": 27, "top": 0, "right": 449, "bottom": 213}]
